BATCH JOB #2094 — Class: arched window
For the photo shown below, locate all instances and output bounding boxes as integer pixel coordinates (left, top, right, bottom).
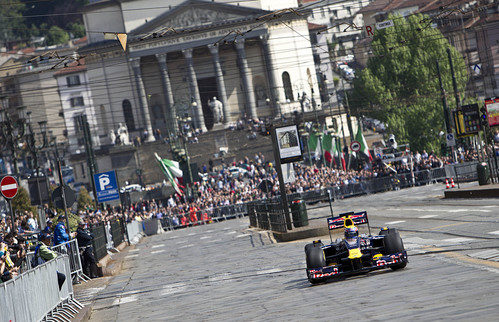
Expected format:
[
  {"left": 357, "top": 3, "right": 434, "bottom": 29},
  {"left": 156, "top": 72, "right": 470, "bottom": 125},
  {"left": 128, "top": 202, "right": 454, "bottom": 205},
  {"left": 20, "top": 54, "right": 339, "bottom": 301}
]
[
  {"left": 122, "top": 99, "right": 135, "bottom": 131},
  {"left": 282, "top": 72, "right": 294, "bottom": 101}
]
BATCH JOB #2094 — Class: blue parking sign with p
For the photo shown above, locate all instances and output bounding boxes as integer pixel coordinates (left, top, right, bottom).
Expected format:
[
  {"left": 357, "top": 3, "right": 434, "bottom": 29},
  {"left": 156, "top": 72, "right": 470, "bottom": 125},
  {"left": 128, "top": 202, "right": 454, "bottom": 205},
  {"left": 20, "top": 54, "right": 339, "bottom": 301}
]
[{"left": 94, "top": 170, "right": 120, "bottom": 203}]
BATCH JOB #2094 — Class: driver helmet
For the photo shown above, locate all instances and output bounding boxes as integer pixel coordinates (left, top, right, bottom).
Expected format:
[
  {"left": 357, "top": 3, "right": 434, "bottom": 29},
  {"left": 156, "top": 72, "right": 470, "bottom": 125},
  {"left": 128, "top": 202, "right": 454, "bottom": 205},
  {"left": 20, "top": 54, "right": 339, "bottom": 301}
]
[{"left": 344, "top": 226, "right": 359, "bottom": 241}]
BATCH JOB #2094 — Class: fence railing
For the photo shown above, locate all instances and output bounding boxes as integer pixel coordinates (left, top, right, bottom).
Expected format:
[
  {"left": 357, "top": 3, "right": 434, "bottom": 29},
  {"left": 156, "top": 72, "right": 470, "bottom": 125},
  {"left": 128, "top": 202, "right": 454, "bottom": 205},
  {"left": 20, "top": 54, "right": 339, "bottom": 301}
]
[
  {"left": 90, "top": 222, "right": 108, "bottom": 262},
  {"left": 51, "top": 239, "right": 85, "bottom": 282},
  {"left": 0, "top": 254, "right": 82, "bottom": 322},
  {"left": 110, "top": 219, "right": 125, "bottom": 248}
]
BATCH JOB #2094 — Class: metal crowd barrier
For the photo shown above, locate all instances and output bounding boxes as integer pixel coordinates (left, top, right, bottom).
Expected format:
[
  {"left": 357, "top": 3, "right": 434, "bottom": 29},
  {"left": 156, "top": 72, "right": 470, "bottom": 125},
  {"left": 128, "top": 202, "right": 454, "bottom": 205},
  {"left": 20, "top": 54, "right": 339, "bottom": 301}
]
[
  {"left": 110, "top": 219, "right": 125, "bottom": 248},
  {"left": 90, "top": 223, "right": 108, "bottom": 262},
  {"left": 0, "top": 254, "right": 83, "bottom": 322},
  {"left": 126, "top": 220, "right": 145, "bottom": 245},
  {"left": 51, "top": 239, "right": 87, "bottom": 283}
]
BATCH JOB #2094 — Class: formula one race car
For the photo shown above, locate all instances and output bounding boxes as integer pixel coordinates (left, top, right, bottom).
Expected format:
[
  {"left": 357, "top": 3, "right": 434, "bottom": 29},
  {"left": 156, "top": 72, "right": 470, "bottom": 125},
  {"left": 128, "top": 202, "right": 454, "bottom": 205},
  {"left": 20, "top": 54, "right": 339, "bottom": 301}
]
[{"left": 305, "top": 211, "right": 408, "bottom": 284}]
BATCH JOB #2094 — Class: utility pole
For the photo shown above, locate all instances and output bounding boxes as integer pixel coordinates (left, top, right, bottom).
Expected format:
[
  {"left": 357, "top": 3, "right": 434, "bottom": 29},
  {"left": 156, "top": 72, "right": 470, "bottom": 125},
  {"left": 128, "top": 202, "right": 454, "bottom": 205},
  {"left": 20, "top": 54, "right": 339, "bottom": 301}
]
[
  {"left": 436, "top": 60, "right": 456, "bottom": 162},
  {"left": 447, "top": 48, "right": 461, "bottom": 109},
  {"left": 77, "top": 114, "right": 98, "bottom": 205},
  {"left": 53, "top": 137, "right": 71, "bottom": 236}
]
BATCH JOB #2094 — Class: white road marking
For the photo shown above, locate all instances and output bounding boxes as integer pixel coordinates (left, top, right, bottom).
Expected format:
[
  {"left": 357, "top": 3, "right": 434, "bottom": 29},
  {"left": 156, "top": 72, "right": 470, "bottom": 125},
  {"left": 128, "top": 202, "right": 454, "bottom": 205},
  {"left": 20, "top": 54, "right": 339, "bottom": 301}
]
[
  {"left": 179, "top": 244, "right": 194, "bottom": 249},
  {"left": 205, "top": 230, "right": 214, "bottom": 233},
  {"left": 209, "top": 239, "right": 222, "bottom": 243},
  {"left": 256, "top": 268, "right": 282, "bottom": 275},
  {"left": 129, "top": 248, "right": 139, "bottom": 252},
  {"left": 442, "top": 237, "right": 475, "bottom": 243},
  {"left": 236, "top": 234, "right": 248, "bottom": 238},
  {"left": 151, "top": 250, "right": 165, "bottom": 254},
  {"left": 188, "top": 233, "right": 195, "bottom": 236},
  {"left": 125, "top": 254, "right": 138, "bottom": 259},
  {"left": 152, "top": 244, "right": 165, "bottom": 248},
  {"left": 482, "top": 206, "right": 497, "bottom": 208},
  {"left": 169, "top": 236, "right": 179, "bottom": 239},
  {"left": 160, "top": 283, "right": 187, "bottom": 296},
  {"left": 209, "top": 273, "right": 232, "bottom": 282},
  {"left": 488, "top": 231, "right": 499, "bottom": 235},
  {"left": 419, "top": 214, "right": 438, "bottom": 219},
  {"left": 226, "top": 231, "right": 237, "bottom": 234},
  {"left": 176, "top": 241, "right": 184, "bottom": 244},
  {"left": 200, "top": 236, "right": 211, "bottom": 240},
  {"left": 385, "top": 220, "right": 406, "bottom": 225},
  {"left": 112, "top": 295, "right": 138, "bottom": 306},
  {"left": 469, "top": 250, "right": 499, "bottom": 260}
]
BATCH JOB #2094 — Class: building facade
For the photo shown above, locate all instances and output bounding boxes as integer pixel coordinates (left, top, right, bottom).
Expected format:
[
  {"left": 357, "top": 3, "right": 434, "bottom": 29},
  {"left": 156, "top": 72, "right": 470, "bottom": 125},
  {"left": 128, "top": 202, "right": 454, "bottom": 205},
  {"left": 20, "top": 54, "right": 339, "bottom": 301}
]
[
  {"left": 53, "top": 61, "right": 101, "bottom": 156},
  {"left": 80, "top": 0, "right": 322, "bottom": 144}
]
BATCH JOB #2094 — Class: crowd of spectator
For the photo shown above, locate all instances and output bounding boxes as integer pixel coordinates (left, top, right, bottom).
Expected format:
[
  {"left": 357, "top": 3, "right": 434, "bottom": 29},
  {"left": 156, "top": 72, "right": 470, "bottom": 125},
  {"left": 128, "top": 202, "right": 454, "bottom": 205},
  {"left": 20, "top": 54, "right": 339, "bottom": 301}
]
[{"left": 0, "top": 144, "right": 485, "bottom": 283}]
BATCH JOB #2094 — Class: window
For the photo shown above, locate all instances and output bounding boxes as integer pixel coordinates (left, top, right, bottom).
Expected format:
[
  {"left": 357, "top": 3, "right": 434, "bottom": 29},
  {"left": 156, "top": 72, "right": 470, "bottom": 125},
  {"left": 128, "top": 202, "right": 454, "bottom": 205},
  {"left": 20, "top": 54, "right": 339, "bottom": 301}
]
[
  {"left": 66, "top": 75, "right": 81, "bottom": 87},
  {"left": 332, "top": 10, "right": 337, "bottom": 18},
  {"left": 321, "top": 8, "right": 325, "bottom": 18},
  {"left": 70, "top": 96, "right": 84, "bottom": 107},
  {"left": 282, "top": 72, "right": 294, "bottom": 101},
  {"left": 346, "top": 6, "right": 352, "bottom": 15},
  {"left": 122, "top": 99, "right": 135, "bottom": 131},
  {"left": 73, "top": 115, "right": 84, "bottom": 134}
]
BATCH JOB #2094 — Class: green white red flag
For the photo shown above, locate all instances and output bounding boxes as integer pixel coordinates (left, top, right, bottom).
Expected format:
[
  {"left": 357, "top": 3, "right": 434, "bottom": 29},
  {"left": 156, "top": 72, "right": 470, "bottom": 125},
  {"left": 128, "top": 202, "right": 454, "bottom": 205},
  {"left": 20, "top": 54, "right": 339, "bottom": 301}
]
[
  {"left": 154, "top": 153, "right": 184, "bottom": 195},
  {"left": 355, "top": 123, "right": 373, "bottom": 162}
]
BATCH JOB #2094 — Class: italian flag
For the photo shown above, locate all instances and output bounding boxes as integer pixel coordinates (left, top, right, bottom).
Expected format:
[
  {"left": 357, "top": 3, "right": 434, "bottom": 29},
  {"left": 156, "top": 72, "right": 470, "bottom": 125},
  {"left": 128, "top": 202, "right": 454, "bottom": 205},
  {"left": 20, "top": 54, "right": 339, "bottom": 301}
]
[
  {"left": 336, "top": 137, "right": 346, "bottom": 171},
  {"left": 322, "top": 133, "right": 334, "bottom": 165},
  {"left": 308, "top": 132, "right": 321, "bottom": 158},
  {"left": 154, "top": 153, "right": 184, "bottom": 195},
  {"left": 355, "top": 122, "right": 373, "bottom": 162}
]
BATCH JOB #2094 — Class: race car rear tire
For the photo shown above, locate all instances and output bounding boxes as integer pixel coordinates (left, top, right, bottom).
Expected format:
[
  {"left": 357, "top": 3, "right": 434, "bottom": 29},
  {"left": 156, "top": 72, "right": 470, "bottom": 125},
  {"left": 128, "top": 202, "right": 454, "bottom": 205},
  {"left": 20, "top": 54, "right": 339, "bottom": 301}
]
[
  {"left": 380, "top": 228, "right": 407, "bottom": 270},
  {"left": 305, "top": 242, "right": 325, "bottom": 269}
]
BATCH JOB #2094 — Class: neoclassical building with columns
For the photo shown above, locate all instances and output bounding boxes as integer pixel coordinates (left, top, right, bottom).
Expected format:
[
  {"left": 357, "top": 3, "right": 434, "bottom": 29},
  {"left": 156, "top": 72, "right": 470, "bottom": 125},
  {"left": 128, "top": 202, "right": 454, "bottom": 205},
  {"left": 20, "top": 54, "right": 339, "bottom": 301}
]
[{"left": 80, "top": 0, "right": 321, "bottom": 143}]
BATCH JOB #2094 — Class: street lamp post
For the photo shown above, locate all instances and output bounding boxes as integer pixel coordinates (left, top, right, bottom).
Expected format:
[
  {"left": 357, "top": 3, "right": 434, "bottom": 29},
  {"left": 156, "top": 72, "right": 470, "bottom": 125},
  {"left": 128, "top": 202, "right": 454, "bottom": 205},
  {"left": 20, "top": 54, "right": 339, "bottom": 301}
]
[
  {"left": 24, "top": 109, "right": 49, "bottom": 207},
  {"left": 0, "top": 99, "right": 26, "bottom": 174},
  {"left": 176, "top": 115, "right": 194, "bottom": 198}
]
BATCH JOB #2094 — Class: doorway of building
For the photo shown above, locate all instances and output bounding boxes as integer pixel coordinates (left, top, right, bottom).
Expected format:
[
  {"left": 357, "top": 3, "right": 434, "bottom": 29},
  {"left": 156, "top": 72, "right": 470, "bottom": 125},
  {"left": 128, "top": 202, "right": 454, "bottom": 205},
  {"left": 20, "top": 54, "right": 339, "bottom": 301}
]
[{"left": 197, "top": 77, "right": 217, "bottom": 130}]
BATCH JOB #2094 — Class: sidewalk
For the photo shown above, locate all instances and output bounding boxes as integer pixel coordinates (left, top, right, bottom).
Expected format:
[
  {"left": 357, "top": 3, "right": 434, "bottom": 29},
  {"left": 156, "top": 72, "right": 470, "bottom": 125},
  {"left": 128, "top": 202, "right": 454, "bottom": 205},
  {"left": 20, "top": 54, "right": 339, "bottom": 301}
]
[
  {"left": 444, "top": 183, "right": 499, "bottom": 198},
  {"left": 71, "top": 244, "right": 137, "bottom": 321}
]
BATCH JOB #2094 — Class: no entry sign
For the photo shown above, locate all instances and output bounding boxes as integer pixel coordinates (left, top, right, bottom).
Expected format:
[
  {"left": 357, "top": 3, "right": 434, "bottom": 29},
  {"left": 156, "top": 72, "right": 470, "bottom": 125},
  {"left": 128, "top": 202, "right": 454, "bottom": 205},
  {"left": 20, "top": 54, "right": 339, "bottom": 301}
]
[{"left": 1, "top": 176, "right": 19, "bottom": 199}]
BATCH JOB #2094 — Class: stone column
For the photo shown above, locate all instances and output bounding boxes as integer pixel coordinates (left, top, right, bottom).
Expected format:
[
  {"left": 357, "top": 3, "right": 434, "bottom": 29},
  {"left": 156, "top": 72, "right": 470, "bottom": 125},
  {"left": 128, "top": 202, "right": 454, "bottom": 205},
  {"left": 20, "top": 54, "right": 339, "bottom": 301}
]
[
  {"left": 156, "top": 53, "right": 178, "bottom": 136},
  {"left": 183, "top": 48, "right": 207, "bottom": 132},
  {"left": 260, "top": 34, "right": 282, "bottom": 117},
  {"left": 208, "top": 44, "right": 229, "bottom": 125},
  {"left": 130, "top": 58, "right": 155, "bottom": 142},
  {"left": 235, "top": 39, "right": 257, "bottom": 120}
]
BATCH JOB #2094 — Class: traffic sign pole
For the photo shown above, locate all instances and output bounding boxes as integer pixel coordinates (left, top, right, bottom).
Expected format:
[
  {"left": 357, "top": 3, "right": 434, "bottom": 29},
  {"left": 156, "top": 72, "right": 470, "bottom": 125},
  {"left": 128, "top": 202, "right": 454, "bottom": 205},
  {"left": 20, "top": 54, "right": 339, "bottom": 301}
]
[
  {"left": 1, "top": 175, "right": 19, "bottom": 232},
  {"left": 7, "top": 199, "right": 14, "bottom": 232},
  {"left": 56, "top": 159, "right": 71, "bottom": 235}
]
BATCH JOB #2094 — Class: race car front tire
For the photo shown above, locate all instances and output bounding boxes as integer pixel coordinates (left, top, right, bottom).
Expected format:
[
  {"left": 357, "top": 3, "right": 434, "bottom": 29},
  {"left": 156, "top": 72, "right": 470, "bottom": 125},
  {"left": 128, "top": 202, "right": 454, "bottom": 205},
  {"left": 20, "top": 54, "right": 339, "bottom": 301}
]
[
  {"left": 380, "top": 228, "right": 407, "bottom": 270},
  {"left": 305, "top": 242, "right": 325, "bottom": 269}
]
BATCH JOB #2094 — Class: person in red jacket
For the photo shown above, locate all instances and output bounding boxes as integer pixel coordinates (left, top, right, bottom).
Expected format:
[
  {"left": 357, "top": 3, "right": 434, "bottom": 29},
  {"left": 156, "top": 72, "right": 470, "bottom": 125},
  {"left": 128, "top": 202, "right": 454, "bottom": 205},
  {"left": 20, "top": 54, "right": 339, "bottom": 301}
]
[
  {"left": 180, "top": 215, "right": 187, "bottom": 227},
  {"left": 189, "top": 207, "right": 198, "bottom": 225}
]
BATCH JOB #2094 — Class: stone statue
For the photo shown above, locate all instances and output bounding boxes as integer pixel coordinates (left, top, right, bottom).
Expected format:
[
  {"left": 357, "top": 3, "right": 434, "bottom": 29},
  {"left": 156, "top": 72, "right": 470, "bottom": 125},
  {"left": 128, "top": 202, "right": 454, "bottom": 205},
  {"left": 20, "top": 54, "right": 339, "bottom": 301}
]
[
  {"left": 109, "top": 130, "right": 116, "bottom": 145},
  {"left": 117, "top": 122, "right": 130, "bottom": 145},
  {"left": 208, "top": 97, "right": 223, "bottom": 124},
  {"left": 301, "top": 92, "right": 311, "bottom": 111}
]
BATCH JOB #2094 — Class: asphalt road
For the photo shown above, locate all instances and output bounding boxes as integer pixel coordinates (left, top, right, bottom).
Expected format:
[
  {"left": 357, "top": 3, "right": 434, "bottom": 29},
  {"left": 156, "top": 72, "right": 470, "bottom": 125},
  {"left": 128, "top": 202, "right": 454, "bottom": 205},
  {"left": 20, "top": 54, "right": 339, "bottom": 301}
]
[{"left": 84, "top": 184, "right": 499, "bottom": 321}]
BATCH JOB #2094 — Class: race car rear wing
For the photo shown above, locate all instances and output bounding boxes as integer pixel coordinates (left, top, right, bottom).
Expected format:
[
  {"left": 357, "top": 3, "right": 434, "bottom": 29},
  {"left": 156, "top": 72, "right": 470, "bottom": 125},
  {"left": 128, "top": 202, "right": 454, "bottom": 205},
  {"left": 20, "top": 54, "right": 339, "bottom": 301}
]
[{"left": 326, "top": 211, "right": 372, "bottom": 243}]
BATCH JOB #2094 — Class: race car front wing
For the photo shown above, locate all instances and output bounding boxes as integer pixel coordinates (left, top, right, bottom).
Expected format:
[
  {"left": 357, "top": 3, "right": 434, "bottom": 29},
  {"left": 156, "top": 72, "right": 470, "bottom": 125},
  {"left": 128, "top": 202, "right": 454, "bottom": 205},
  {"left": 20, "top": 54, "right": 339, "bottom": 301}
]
[{"left": 307, "top": 251, "right": 408, "bottom": 281}]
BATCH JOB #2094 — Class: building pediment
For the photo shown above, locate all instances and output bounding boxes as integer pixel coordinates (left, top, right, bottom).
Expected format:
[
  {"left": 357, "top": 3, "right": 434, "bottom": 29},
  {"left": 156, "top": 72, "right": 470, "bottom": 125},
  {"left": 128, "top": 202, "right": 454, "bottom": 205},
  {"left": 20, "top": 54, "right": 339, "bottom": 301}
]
[{"left": 130, "top": 0, "right": 270, "bottom": 36}]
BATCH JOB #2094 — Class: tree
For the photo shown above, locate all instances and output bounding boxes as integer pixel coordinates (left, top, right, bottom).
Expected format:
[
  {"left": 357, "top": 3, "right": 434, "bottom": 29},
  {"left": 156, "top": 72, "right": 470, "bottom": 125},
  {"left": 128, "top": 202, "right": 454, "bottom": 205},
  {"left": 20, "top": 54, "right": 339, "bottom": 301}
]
[
  {"left": 11, "top": 187, "right": 36, "bottom": 214},
  {"left": 0, "top": 2, "right": 27, "bottom": 49},
  {"left": 67, "top": 22, "right": 86, "bottom": 38},
  {"left": 45, "top": 26, "right": 69, "bottom": 46},
  {"left": 77, "top": 187, "right": 94, "bottom": 212},
  {"left": 350, "top": 14, "right": 468, "bottom": 152}
]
